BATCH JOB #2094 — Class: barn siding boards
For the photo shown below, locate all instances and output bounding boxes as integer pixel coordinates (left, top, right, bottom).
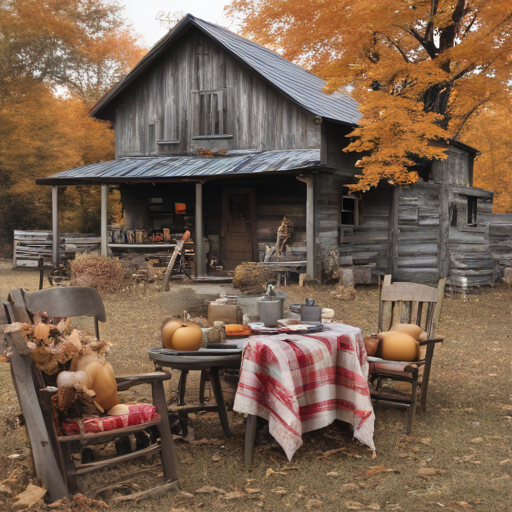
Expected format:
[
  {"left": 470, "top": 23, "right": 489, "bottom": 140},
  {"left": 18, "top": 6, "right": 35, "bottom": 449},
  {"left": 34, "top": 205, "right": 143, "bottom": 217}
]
[
  {"left": 320, "top": 122, "right": 360, "bottom": 178},
  {"left": 432, "top": 145, "right": 473, "bottom": 186},
  {"left": 114, "top": 29, "right": 321, "bottom": 157}
]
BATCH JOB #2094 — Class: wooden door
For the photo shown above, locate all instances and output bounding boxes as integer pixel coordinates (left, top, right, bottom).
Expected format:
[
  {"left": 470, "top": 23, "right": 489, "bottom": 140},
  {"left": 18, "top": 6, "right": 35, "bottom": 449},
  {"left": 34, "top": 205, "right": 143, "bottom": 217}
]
[{"left": 222, "top": 188, "right": 256, "bottom": 269}]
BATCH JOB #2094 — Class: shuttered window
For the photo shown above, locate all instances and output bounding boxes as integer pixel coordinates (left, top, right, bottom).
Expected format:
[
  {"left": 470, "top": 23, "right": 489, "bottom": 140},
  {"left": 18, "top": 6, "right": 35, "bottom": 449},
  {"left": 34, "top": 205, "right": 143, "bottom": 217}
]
[{"left": 191, "top": 89, "right": 231, "bottom": 138}]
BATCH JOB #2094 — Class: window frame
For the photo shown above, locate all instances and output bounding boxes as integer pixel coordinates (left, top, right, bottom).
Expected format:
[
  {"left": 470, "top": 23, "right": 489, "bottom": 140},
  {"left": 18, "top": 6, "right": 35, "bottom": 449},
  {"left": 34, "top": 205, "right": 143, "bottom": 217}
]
[{"left": 191, "top": 88, "right": 232, "bottom": 139}]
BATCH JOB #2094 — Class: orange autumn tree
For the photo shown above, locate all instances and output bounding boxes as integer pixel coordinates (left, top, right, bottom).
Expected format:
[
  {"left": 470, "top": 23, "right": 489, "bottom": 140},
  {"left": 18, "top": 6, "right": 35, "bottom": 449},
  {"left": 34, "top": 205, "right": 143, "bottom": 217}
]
[
  {"left": 0, "top": 0, "right": 145, "bottom": 252},
  {"left": 462, "top": 98, "right": 512, "bottom": 213},
  {"left": 227, "top": 1, "right": 512, "bottom": 191}
]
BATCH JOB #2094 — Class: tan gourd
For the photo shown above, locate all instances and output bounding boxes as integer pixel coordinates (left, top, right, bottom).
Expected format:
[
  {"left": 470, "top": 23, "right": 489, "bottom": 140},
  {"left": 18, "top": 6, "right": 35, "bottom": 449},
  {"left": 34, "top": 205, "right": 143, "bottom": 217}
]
[
  {"left": 389, "top": 323, "right": 423, "bottom": 341},
  {"left": 71, "top": 352, "right": 120, "bottom": 411},
  {"left": 170, "top": 322, "right": 203, "bottom": 351},
  {"left": 381, "top": 332, "right": 418, "bottom": 362},
  {"left": 161, "top": 319, "right": 183, "bottom": 349}
]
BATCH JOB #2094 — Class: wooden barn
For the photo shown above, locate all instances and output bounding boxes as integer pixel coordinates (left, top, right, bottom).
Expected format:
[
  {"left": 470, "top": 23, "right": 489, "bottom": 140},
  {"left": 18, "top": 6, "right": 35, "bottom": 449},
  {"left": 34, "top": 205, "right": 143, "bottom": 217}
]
[{"left": 37, "top": 14, "right": 501, "bottom": 292}]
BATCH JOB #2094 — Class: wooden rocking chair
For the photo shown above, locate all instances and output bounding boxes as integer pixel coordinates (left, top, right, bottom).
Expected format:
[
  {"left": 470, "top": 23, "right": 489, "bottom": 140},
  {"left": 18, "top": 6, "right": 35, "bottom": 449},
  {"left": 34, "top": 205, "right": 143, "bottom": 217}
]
[
  {"left": 2, "top": 287, "right": 179, "bottom": 503},
  {"left": 369, "top": 275, "right": 446, "bottom": 434}
]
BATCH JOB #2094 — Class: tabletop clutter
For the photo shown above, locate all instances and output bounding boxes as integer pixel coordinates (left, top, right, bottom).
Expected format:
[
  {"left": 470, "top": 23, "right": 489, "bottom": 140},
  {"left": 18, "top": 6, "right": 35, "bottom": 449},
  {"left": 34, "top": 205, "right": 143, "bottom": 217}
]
[{"left": 4, "top": 284, "right": 435, "bottom": 467}]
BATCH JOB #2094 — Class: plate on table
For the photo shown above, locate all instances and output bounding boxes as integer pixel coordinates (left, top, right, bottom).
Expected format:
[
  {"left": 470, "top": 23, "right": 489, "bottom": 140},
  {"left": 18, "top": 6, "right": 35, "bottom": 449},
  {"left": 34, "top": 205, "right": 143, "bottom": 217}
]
[{"left": 278, "top": 324, "right": 324, "bottom": 334}]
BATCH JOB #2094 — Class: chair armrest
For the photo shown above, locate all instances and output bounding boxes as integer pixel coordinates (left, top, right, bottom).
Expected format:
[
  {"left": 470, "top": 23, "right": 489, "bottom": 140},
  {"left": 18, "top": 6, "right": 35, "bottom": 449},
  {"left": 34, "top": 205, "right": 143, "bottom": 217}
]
[
  {"left": 116, "top": 371, "right": 172, "bottom": 391},
  {"left": 418, "top": 337, "right": 444, "bottom": 346}
]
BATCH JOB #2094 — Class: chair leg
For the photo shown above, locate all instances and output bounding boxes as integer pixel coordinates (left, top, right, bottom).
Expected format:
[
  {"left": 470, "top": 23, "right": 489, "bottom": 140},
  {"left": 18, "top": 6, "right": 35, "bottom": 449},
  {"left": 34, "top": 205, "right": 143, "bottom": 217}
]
[
  {"left": 245, "top": 414, "right": 257, "bottom": 470},
  {"left": 406, "top": 378, "right": 419, "bottom": 435},
  {"left": 61, "top": 443, "right": 84, "bottom": 494},
  {"left": 178, "top": 370, "right": 188, "bottom": 406},
  {"left": 152, "top": 381, "right": 179, "bottom": 482},
  {"left": 420, "top": 344, "right": 436, "bottom": 412},
  {"left": 208, "top": 367, "right": 232, "bottom": 438}
]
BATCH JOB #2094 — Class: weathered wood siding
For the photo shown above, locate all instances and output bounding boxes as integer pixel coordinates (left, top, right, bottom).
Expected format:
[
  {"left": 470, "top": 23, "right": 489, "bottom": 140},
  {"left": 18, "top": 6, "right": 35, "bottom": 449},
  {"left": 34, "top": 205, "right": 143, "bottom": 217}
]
[
  {"left": 432, "top": 145, "right": 473, "bottom": 186},
  {"left": 394, "top": 184, "right": 442, "bottom": 286},
  {"left": 445, "top": 186, "right": 495, "bottom": 292},
  {"left": 339, "top": 187, "right": 392, "bottom": 271},
  {"left": 488, "top": 214, "right": 512, "bottom": 277},
  {"left": 320, "top": 122, "right": 360, "bottom": 179},
  {"left": 114, "top": 28, "right": 321, "bottom": 156}
]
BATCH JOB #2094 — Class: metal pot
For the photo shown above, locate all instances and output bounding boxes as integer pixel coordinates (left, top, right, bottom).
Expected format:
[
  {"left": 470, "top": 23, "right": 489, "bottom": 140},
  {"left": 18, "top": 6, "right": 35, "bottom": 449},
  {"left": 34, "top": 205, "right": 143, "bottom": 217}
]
[{"left": 257, "top": 298, "right": 283, "bottom": 327}]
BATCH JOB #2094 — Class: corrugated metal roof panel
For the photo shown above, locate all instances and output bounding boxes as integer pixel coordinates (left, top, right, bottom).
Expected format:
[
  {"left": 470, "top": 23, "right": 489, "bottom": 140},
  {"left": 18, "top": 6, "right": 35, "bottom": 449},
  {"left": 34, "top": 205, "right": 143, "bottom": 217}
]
[
  {"left": 90, "top": 14, "right": 361, "bottom": 126},
  {"left": 37, "top": 149, "right": 328, "bottom": 184}
]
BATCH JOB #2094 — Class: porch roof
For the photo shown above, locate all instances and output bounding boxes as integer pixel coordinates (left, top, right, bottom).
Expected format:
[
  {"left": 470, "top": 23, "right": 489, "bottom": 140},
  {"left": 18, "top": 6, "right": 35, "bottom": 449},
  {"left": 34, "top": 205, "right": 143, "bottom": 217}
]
[{"left": 36, "top": 149, "right": 332, "bottom": 186}]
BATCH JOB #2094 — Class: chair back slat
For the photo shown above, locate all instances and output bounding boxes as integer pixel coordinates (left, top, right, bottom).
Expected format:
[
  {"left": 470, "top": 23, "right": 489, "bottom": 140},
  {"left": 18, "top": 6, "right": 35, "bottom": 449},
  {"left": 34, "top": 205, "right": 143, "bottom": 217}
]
[
  {"left": 22, "top": 287, "right": 106, "bottom": 322},
  {"left": 378, "top": 276, "right": 446, "bottom": 337}
]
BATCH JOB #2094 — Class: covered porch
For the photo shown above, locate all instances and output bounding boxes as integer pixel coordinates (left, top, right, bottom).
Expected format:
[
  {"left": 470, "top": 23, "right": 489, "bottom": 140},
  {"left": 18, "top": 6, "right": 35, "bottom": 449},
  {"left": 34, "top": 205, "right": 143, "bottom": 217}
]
[{"left": 37, "top": 150, "right": 333, "bottom": 281}]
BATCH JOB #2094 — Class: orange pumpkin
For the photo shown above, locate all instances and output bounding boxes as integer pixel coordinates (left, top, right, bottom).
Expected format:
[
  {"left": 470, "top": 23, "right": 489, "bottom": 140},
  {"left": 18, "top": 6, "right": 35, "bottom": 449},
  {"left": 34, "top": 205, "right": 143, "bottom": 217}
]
[
  {"left": 170, "top": 322, "right": 203, "bottom": 351},
  {"left": 161, "top": 319, "right": 183, "bottom": 349},
  {"left": 389, "top": 323, "right": 423, "bottom": 341},
  {"left": 381, "top": 332, "right": 418, "bottom": 362}
]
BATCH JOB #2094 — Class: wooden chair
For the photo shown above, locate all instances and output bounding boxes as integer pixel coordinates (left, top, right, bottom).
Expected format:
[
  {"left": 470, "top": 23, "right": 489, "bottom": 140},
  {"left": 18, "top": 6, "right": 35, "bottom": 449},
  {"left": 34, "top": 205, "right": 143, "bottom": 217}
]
[
  {"left": 369, "top": 275, "right": 446, "bottom": 434},
  {"left": 2, "top": 287, "right": 179, "bottom": 503}
]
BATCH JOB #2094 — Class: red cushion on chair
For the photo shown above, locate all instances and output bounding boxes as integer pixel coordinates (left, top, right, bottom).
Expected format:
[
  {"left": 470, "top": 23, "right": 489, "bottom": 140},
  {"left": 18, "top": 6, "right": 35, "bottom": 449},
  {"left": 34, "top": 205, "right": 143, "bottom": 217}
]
[{"left": 62, "top": 404, "right": 159, "bottom": 436}]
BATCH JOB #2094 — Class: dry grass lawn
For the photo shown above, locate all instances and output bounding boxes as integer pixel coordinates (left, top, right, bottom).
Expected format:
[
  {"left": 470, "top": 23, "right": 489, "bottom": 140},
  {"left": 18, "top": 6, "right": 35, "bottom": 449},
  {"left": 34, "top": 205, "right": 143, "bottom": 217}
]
[{"left": 0, "top": 261, "right": 511, "bottom": 512}]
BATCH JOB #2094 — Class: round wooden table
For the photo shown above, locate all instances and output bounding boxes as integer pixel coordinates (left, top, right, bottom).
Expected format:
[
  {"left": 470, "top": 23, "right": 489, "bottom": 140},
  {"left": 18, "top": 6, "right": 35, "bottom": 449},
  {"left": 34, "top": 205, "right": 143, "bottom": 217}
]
[{"left": 148, "top": 348, "right": 242, "bottom": 438}]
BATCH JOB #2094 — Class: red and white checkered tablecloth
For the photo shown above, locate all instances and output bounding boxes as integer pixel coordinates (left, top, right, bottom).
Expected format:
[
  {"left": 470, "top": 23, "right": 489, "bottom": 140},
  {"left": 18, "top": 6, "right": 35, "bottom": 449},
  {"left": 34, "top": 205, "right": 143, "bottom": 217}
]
[{"left": 233, "top": 323, "right": 375, "bottom": 460}]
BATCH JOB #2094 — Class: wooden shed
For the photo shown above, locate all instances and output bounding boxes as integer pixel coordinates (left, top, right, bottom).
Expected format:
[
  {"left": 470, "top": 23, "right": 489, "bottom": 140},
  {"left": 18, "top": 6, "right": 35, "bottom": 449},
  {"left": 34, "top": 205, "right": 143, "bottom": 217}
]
[{"left": 37, "top": 14, "right": 499, "bottom": 291}]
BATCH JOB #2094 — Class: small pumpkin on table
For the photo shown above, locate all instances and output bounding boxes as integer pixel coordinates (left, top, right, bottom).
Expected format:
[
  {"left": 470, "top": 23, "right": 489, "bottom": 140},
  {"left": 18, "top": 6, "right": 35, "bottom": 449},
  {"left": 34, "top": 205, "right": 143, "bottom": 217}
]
[{"left": 161, "top": 318, "right": 203, "bottom": 351}]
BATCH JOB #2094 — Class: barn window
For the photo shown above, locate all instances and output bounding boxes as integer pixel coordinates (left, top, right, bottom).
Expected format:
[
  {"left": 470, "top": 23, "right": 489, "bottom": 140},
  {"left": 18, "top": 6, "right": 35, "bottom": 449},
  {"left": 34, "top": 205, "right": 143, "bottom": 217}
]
[
  {"left": 340, "top": 195, "right": 359, "bottom": 226},
  {"left": 467, "top": 197, "right": 477, "bottom": 226},
  {"left": 148, "top": 123, "right": 157, "bottom": 155},
  {"left": 191, "top": 89, "right": 231, "bottom": 139}
]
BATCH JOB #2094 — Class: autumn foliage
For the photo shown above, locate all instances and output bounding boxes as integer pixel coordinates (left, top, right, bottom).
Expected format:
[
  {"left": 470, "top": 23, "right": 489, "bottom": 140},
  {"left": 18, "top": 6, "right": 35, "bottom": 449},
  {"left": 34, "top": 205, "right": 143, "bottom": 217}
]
[
  {"left": 228, "top": 1, "right": 512, "bottom": 193},
  {"left": 0, "top": 0, "right": 145, "bottom": 254}
]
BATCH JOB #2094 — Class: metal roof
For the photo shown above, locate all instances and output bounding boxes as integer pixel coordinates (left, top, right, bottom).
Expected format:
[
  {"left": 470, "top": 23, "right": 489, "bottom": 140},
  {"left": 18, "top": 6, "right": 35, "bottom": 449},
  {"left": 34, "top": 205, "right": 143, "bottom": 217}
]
[
  {"left": 36, "top": 149, "right": 330, "bottom": 185},
  {"left": 90, "top": 14, "right": 361, "bottom": 126}
]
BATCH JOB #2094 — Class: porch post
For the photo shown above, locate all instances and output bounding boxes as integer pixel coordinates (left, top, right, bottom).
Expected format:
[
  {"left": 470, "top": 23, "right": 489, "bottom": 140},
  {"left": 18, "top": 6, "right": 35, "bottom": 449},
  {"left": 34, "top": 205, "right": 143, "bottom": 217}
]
[
  {"left": 52, "top": 186, "right": 60, "bottom": 266},
  {"left": 195, "top": 181, "right": 206, "bottom": 277},
  {"left": 306, "top": 176, "right": 315, "bottom": 280},
  {"left": 101, "top": 184, "right": 108, "bottom": 257}
]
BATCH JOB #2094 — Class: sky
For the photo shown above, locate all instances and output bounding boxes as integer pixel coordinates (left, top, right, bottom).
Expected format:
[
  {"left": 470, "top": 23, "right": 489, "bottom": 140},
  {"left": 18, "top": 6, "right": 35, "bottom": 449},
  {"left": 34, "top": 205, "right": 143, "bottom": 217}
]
[{"left": 119, "top": 0, "right": 235, "bottom": 47}]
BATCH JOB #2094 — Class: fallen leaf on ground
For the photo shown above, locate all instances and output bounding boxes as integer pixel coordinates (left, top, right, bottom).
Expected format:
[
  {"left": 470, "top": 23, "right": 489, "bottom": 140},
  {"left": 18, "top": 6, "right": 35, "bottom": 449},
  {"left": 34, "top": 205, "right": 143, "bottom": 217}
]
[
  {"left": 460, "top": 408, "right": 476, "bottom": 413},
  {"left": 306, "top": 499, "right": 323, "bottom": 508},
  {"left": 345, "top": 501, "right": 364, "bottom": 510},
  {"left": 340, "top": 483, "right": 359, "bottom": 491},
  {"left": 367, "top": 505, "right": 381, "bottom": 511},
  {"left": 398, "top": 453, "right": 415, "bottom": 458},
  {"left": 195, "top": 486, "right": 226, "bottom": 494},
  {"left": 499, "top": 459, "right": 510, "bottom": 464},
  {"left": 0, "top": 482, "right": 13, "bottom": 495},
  {"left": 326, "top": 471, "right": 339, "bottom": 477},
  {"left": 245, "top": 488, "right": 262, "bottom": 494},
  {"left": 223, "top": 490, "right": 246, "bottom": 500},
  {"left": 365, "top": 466, "right": 399, "bottom": 476},
  {"left": 316, "top": 448, "right": 346, "bottom": 459},
  {"left": 419, "top": 438, "right": 432, "bottom": 445},
  {"left": 12, "top": 483, "right": 46, "bottom": 509},
  {"left": 176, "top": 491, "right": 194, "bottom": 500},
  {"left": 211, "top": 454, "right": 221, "bottom": 462},
  {"left": 469, "top": 438, "right": 483, "bottom": 443},
  {"left": 271, "top": 487, "right": 288, "bottom": 495},
  {"left": 418, "top": 468, "right": 445, "bottom": 477}
]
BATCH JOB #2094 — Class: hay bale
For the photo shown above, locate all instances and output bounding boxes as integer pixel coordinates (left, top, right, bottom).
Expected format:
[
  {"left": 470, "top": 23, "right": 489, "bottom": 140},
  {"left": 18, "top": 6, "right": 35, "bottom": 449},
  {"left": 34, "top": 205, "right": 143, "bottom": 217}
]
[{"left": 232, "top": 262, "right": 275, "bottom": 293}]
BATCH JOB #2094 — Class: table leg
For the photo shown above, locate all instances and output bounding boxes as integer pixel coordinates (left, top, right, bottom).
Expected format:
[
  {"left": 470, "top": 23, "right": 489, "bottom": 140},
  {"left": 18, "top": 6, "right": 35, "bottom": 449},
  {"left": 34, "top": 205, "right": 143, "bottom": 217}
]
[
  {"left": 244, "top": 414, "right": 257, "bottom": 470},
  {"left": 199, "top": 370, "right": 208, "bottom": 404},
  {"left": 209, "top": 368, "right": 232, "bottom": 438},
  {"left": 178, "top": 370, "right": 188, "bottom": 406}
]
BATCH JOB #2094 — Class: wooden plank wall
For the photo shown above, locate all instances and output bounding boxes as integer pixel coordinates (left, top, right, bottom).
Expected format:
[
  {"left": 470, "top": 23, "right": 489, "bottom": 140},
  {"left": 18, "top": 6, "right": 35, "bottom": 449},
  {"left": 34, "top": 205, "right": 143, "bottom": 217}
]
[
  {"left": 394, "top": 184, "right": 442, "bottom": 286},
  {"left": 488, "top": 214, "right": 512, "bottom": 277},
  {"left": 339, "top": 187, "right": 392, "bottom": 271},
  {"left": 446, "top": 189, "right": 495, "bottom": 292},
  {"left": 114, "top": 28, "right": 321, "bottom": 156},
  {"left": 432, "top": 146, "right": 472, "bottom": 186}
]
